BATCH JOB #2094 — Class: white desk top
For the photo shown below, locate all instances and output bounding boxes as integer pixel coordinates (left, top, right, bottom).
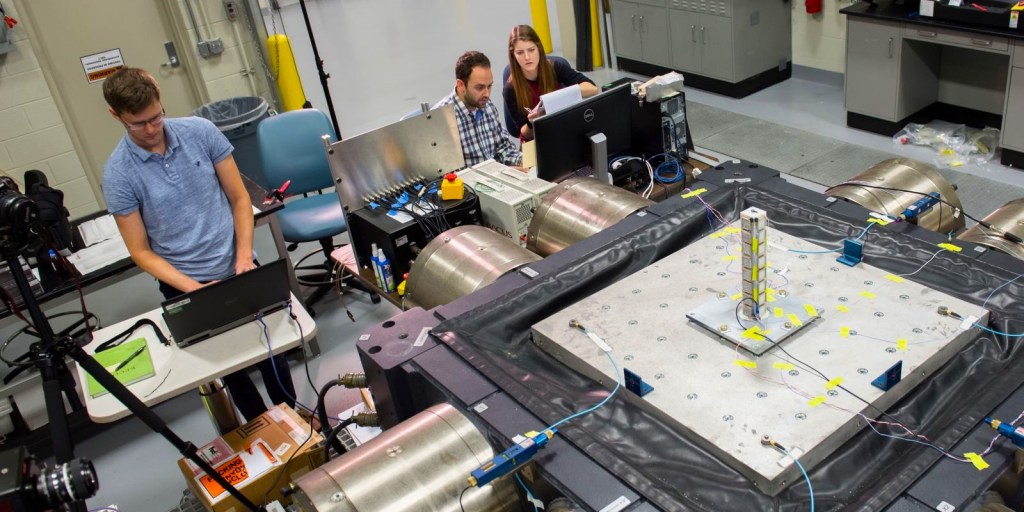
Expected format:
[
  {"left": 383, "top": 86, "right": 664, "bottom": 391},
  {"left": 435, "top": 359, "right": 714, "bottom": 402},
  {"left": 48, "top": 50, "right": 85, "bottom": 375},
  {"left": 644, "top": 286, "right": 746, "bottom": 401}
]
[{"left": 73, "top": 293, "right": 316, "bottom": 423}]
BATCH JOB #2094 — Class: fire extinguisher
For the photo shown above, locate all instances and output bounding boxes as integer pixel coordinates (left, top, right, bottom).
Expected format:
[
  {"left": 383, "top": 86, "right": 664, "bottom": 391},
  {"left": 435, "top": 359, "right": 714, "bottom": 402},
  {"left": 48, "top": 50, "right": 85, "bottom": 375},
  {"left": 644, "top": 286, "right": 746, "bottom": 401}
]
[{"left": 806, "top": 0, "right": 823, "bottom": 14}]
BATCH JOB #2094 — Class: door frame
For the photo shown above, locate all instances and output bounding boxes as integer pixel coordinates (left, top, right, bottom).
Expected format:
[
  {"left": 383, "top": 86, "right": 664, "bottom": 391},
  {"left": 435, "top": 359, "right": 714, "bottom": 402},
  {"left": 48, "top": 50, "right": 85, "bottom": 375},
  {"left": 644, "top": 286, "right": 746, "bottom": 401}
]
[{"left": 13, "top": 0, "right": 208, "bottom": 210}]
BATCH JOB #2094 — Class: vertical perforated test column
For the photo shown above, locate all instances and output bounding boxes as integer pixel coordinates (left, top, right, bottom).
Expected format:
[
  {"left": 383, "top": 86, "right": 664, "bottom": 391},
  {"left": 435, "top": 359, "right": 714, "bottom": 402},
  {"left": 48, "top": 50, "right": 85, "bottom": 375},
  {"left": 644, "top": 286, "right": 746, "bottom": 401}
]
[{"left": 741, "top": 207, "right": 768, "bottom": 319}]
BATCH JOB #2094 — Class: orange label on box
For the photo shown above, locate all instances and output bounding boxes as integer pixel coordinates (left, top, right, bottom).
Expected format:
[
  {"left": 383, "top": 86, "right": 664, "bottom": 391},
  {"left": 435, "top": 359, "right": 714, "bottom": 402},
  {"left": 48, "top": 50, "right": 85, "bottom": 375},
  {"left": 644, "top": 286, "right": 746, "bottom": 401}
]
[{"left": 198, "top": 440, "right": 279, "bottom": 500}]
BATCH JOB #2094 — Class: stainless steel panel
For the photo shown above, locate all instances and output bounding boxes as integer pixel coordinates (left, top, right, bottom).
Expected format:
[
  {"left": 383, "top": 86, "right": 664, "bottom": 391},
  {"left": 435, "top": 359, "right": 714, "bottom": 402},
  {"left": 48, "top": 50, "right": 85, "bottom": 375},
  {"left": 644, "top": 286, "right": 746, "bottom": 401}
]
[
  {"left": 532, "top": 223, "right": 987, "bottom": 496},
  {"left": 292, "top": 403, "right": 519, "bottom": 512},
  {"left": 958, "top": 197, "right": 1024, "bottom": 260},
  {"left": 405, "top": 226, "right": 542, "bottom": 310},
  {"left": 326, "top": 104, "right": 465, "bottom": 214}
]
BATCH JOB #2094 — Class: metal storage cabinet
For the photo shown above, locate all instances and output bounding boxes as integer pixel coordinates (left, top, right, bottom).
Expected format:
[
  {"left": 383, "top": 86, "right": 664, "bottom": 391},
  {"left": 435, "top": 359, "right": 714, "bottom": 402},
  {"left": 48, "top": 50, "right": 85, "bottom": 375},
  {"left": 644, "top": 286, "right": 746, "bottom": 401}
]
[
  {"left": 1003, "top": 65, "right": 1024, "bottom": 152},
  {"left": 844, "top": 17, "right": 940, "bottom": 122},
  {"left": 610, "top": 0, "right": 671, "bottom": 67},
  {"left": 614, "top": 0, "right": 790, "bottom": 88}
]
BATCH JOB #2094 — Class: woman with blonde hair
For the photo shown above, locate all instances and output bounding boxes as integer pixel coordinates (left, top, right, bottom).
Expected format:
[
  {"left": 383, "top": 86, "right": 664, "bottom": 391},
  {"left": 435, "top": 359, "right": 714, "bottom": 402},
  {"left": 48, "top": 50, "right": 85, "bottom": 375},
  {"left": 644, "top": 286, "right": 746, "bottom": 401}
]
[{"left": 503, "top": 24, "right": 598, "bottom": 141}]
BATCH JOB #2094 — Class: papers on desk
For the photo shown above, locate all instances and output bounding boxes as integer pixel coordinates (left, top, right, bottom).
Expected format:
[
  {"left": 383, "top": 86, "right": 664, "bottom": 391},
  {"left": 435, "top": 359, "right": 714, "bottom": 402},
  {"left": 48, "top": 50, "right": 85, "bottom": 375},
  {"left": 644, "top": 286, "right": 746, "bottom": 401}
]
[
  {"left": 77, "top": 214, "right": 120, "bottom": 247},
  {"left": 67, "top": 236, "right": 130, "bottom": 275}
]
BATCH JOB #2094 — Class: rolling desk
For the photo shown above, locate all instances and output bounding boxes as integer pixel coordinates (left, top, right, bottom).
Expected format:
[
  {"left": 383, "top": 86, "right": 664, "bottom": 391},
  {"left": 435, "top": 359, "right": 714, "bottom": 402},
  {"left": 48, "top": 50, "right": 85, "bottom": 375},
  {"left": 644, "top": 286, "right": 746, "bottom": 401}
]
[
  {"left": 72, "top": 292, "right": 316, "bottom": 424},
  {"left": 842, "top": 1, "right": 1024, "bottom": 168}
]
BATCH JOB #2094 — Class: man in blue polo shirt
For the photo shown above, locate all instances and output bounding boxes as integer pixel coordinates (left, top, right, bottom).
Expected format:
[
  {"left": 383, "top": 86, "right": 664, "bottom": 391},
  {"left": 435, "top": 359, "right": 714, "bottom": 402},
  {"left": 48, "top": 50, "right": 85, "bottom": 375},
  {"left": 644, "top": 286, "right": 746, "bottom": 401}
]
[{"left": 101, "top": 67, "right": 295, "bottom": 421}]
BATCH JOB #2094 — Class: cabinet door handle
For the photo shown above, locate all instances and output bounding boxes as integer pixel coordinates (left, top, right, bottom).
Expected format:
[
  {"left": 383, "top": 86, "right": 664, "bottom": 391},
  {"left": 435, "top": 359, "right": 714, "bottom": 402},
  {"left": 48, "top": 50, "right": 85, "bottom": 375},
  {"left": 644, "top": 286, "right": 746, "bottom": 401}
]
[
  {"left": 631, "top": 14, "right": 636, "bottom": 31},
  {"left": 639, "top": 15, "right": 645, "bottom": 32},
  {"left": 691, "top": 25, "right": 696, "bottom": 43},
  {"left": 917, "top": 30, "right": 938, "bottom": 38},
  {"left": 970, "top": 38, "right": 993, "bottom": 46},
  {"left": 888, "top": 37, "right": 894, "bottom": 59},
  {"left": 701, "top": 26, "right": 706, "bottom": 45}
]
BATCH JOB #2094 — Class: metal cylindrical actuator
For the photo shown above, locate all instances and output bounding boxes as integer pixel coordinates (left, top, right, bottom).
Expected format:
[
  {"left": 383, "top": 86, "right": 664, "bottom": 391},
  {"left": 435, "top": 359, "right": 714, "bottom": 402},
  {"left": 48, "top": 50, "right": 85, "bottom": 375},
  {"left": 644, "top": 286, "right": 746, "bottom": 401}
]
[
  {"left": 958, "top": 198, "right": 1024, "bottom": 260},
  {"left": 291, "top": 403, "right": 519, "bottom": 512},
  {"left": 826, "top": 158, "right": 965, "bottom": 233},
  {"left": 404, "top": 226, "right": 542, "bottom": 310},
  {"left": 527, "top": 177, "right": 654, "bottom": 256}
]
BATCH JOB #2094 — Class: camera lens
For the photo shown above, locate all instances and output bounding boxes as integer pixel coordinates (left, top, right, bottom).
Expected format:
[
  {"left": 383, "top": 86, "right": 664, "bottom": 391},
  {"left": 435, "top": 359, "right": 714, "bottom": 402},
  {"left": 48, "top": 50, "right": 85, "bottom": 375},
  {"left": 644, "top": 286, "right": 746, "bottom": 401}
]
[{"left": 35, "top": 458, "right": 99, "bottom": 508}]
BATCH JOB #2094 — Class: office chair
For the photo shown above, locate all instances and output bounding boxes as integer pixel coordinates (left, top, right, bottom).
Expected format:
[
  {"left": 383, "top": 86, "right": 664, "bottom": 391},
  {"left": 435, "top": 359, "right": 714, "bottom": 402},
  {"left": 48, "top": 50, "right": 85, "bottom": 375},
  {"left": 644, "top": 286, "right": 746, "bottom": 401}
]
[{"left": 257, "top": 109, "right": 377, "bottom": 315}]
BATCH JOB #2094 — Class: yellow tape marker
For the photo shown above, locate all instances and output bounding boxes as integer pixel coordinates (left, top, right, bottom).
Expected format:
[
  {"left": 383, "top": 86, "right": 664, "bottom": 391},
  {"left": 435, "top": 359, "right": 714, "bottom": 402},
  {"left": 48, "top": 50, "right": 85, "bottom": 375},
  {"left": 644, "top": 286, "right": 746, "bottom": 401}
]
[
  {"left": 825, "top": 377, "right": 845, "bottom": 390},
  {"left": 741, "top": 327, "right": 769, "bottom": 341},
  {"left": 767, "top": 294, "right": 776, "bottom": 303},
  {"left": 710, "top": 231, "right": 728, "bottom": 239},
  {"left": 809, "top": 396, "right": 826, "bottom": 407},
  {"left": 897, "top": 338, "right": 908, "bottom": 351},
  {"left": 840, "top": 326, "right": 851, "bottom": 338},
  {"left": 725, "top": 227, "right": 740, "bottom": 234},
  {"left": 965, "top": 453, "right": 990, "bottom": 471},
  {"left": 836, "top": 304, "right": 850, "bottom": 313},
  {"left": 681, "top": 188, "right": 707, "bottom": 198},
  {"left": 937, "top": 243, "right": 962, "bottom": 253},
  {"left": 774, "top": 307, "right": 783, "bottom": 318},
  {"left": 730, "top": 292, "right": 743, "bottom": 301},
  {"left": 868, "top": 217, "right": 892, "bottom": 226},
  {"left": 885, "top": 274, "right": 906, "bottom": 283},
  {"left": 773, "top": 362, "right": 795, "bottom": 371},
  {"left": 722, "top": 255, "right": 737, "bottom": 261},
  {"left": 859, "top": 291, "right": 877, "bottom": 299},
  {"left": 803, "top": 304, "right": 818, "bottom": 317},
  {"left": 787, "top": 313, "right": 803, "bottom": 327},
  {"left": 734, "top": 360, "right": 757, "bottom": 369}
]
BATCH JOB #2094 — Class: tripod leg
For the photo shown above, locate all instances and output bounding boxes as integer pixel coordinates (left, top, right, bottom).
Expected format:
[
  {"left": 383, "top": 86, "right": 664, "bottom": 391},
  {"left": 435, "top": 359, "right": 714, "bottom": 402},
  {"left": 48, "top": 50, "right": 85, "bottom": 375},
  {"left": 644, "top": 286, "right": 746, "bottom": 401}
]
[{"left": 68, "top": 346, "right": 264, "bottom": 512}]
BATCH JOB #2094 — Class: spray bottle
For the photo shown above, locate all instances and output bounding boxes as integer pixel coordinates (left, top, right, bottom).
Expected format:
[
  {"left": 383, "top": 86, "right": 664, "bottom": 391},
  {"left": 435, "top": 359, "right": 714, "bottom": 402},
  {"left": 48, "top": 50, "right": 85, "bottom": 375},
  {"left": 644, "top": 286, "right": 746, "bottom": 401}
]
[
  {"left": 370, "top": 243, "right": 385, "bottom": 289},
  {"left": 377, "top": 248, "right": 396, "bottom": 292}
]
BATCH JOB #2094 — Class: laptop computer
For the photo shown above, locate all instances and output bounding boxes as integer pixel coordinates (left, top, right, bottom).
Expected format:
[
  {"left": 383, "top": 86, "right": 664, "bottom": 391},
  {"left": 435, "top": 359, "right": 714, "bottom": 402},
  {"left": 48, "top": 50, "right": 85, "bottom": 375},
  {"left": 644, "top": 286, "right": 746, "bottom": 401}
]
[{"left": 161, "top": 258, "right": 291, "bottom": 348}]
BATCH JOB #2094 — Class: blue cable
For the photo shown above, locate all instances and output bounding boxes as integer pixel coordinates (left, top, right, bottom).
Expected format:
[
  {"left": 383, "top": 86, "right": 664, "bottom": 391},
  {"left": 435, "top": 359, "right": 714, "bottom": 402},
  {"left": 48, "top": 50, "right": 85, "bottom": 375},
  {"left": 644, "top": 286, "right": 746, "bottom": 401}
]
[
  {"left": 545, "top": 351, "right": 621, "bottom": 431},
  {"left": 786, "top": 221, "right": 874, "bottom": 254},
  {"left": 974, "top": 324, "right": 1024, "bottom": 338},
  {"left": 256, "top": 314, "right": 347, "bottom": 421},
  {"left": 515, "top": 474, "right": 540, "bottom": 512},
  {"left": 778, "top": 446, "right": 814, "bottom": 512},
  {"left": 649, "top": 153, "right": 685, "bottom": 184},
  {"left": 982, "top": 271, "right": 1024, "bottom": 309}
]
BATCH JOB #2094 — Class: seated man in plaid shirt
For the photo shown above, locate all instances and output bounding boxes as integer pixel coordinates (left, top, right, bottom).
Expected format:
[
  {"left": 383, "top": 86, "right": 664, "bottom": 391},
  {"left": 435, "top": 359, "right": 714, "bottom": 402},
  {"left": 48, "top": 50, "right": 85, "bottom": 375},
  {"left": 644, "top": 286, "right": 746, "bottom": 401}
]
[{"left": 435, "top": 51, "right": 523, "bottom": 168}]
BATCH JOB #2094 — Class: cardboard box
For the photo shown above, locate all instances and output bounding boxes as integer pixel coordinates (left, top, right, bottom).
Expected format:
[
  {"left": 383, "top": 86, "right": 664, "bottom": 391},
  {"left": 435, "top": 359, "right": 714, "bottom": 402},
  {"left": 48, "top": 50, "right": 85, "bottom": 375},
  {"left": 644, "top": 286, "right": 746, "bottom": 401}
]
[{"left": 178, "top": 404, "right": 324, "bottom": 512}]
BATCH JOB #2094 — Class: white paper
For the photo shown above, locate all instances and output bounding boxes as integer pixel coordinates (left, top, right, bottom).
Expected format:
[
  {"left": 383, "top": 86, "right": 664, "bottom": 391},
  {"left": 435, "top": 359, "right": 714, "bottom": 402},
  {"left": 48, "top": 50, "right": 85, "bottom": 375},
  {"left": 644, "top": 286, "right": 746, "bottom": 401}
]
[
  {"left": 77, "top": 214, "right": 120, "bottom": 247},
  {"left": 539, "top": 84, "right": 583, "bottom": 115},
  {"left": 67, "top": 237, "right": 130, "bottom": 274},
  {"left": 920, "top": 0, "right": 935, "bottom": 17}
]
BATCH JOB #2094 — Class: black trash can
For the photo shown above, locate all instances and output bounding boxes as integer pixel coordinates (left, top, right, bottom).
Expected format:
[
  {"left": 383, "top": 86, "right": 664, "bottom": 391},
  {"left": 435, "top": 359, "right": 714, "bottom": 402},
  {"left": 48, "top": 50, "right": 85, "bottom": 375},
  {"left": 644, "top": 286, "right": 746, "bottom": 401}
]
[{"left": 193, "top": 96, "right": 272, "bottom": 188}]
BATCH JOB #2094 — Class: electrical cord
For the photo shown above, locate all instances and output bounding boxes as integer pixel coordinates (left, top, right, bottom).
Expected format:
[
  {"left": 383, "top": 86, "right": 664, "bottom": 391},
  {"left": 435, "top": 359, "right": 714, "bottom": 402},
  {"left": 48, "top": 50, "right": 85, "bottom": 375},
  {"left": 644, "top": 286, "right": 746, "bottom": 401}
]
[
  {"left": 648, "top": 152, "right": 686, "bottom": 184},
  {"left": 733, "top": 298, "right": 941, "bottom": 447},
  {"left": 515, "top": 473, "right": 540, "bottom": 512},
  {"left": 544, "top": 340, "right": 621, "bottom": 432},
  {"left": 762, "top": 439, "right": 814, "bottom": 512},
  {"left": 322, "top": 417, "right": 356, "bottom": 462}
]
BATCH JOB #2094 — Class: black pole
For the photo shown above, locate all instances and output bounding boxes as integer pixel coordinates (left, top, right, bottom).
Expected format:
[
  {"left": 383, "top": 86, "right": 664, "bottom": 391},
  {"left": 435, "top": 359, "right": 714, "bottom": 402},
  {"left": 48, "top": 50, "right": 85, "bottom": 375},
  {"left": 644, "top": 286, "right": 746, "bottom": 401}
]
[
  {"left": 3, "top": 243, "right": 86, "bottom": 512},
  {"left": 297, "top": 0, "right": 342, "bottom": 139},
  {"left": 1, "top": 232, "right": 264, "bottom": 512}
]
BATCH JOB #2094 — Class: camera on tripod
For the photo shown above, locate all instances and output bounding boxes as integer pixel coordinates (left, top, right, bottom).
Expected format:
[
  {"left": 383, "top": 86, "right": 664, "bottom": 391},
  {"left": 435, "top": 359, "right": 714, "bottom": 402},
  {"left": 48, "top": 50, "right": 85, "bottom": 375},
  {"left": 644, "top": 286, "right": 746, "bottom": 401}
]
[
  {"left": 0, "top": 176, "right": 41, "bottom": 244},
  {"left": 0, "top": 446, "right": 98, "bottom": 512}
]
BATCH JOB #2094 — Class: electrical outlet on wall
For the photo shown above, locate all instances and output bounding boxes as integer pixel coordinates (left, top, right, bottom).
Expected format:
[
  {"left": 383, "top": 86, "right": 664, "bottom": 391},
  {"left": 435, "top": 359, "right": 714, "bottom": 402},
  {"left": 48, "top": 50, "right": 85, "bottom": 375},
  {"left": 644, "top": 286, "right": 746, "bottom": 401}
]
[
  {"left": 197, "top": 38, "right": 225, "bottom": 58},
  {"left": 224, "top": 1, "right": 238, "bottom": 21}
]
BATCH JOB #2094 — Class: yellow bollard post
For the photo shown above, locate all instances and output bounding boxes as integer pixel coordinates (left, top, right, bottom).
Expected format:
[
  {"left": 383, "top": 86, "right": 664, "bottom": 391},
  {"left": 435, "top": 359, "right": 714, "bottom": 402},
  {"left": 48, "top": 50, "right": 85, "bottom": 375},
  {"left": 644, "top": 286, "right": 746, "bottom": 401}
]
[
  {"left": 530, "top": 0, "right": 554, "bottom": 54},
  {"left": 266, "top": 33, "right": 307, "bottom": 112},
  {"left": 590, "top": 0, "right": 603, "bottom": 68}
]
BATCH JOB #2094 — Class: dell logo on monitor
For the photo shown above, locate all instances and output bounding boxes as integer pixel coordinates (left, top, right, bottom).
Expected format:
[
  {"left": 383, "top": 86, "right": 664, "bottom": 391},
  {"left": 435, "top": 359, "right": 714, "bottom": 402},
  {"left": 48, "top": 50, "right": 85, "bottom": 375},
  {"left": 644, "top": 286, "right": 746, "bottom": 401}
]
[{"left": 583, "top": 109, "right": 595, "bottom": 122}]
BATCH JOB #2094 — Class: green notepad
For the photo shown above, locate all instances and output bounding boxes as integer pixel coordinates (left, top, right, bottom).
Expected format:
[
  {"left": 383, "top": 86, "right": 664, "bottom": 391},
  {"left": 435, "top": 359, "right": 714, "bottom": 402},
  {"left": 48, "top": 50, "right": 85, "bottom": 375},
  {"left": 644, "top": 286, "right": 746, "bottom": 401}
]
[{"left": 85, "top": 337, "right": 156, "bottom": 398}]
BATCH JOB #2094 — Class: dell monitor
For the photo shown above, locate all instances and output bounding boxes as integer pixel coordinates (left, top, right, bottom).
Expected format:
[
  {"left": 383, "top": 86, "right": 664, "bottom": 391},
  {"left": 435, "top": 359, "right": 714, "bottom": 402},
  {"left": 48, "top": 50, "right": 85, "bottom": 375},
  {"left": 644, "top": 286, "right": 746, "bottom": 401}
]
[{"left": 533, "top": 83, "right": 633, "bottom": 184}]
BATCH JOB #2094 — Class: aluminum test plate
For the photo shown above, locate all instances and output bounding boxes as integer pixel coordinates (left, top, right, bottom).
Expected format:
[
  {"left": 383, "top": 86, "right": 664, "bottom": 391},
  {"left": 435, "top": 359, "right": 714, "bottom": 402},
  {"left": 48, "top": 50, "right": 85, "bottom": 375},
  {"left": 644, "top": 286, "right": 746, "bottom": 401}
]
[{"left": 531, "top": 223, "right": 988, "bottom": 495}]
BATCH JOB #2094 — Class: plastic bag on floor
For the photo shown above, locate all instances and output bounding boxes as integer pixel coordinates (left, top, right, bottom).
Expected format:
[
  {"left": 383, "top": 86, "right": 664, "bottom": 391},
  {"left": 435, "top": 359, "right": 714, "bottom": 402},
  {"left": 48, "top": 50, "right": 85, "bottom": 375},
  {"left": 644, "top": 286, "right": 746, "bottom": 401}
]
[
  {"left": 893, "top": 120, "right": 966, "bottom": 149},
  {"left": 893, "top": 121, "right": 999, "bottom": 168}
]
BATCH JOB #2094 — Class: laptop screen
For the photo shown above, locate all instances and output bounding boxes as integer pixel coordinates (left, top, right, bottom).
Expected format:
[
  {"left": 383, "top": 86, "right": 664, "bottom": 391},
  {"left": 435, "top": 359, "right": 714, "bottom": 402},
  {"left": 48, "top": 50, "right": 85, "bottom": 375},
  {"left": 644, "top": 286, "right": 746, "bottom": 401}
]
[{"left": 161, "top": 259, "right": 291, "bottom": 347}]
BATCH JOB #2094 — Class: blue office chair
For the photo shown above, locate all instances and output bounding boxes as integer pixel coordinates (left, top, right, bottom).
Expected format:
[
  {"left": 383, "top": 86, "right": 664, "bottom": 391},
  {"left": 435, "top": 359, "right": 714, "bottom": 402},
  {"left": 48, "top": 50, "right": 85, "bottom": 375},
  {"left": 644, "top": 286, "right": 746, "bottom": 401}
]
[{"left": 257, "top": 109, "right": 376, "bottom": 314}]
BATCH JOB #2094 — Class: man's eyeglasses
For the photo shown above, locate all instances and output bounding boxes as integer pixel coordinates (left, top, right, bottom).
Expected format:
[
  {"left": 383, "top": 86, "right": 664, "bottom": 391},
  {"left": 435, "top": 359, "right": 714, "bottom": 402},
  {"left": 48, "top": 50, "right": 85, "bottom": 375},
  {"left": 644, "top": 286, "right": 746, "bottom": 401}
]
[{"left": 122, "top": 109, "right": 166, "bottom": 131}]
